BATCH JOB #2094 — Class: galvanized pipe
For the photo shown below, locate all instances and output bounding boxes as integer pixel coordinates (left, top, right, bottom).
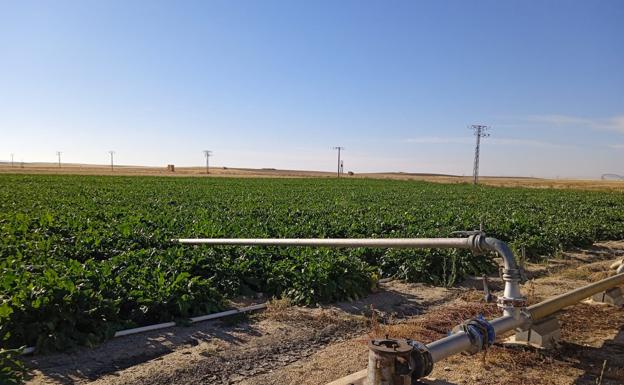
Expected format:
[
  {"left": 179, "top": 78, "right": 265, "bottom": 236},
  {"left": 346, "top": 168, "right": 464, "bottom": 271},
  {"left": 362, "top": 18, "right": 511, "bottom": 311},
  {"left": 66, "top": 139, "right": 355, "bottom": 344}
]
[
  {"left": 426, "top": 314, "right": 527, "bottom": 362},
  {"left": 528, "top": 272, "right": 624, "bottom": 321},
  {"left": 177, "top": 237, "right": 475, "bottom": 249},
  {"left": 326, "top": 271, "right": 624, "bottom": 385},
  {"left": 429, "top": 272, "right": 624, "bottom": 363},
  {"left": 175, "top": 236, "right": 516, "bottom": 274},
  {"left": 180, "top": 236, "right": 624, "bottom": 383}
]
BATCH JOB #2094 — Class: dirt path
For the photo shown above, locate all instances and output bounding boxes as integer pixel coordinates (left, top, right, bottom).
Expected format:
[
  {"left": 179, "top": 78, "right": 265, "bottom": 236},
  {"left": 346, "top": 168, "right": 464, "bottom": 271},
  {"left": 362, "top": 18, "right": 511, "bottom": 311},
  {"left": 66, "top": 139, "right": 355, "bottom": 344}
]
[{"left": 24, "top": 242, "right": 624, "bottom": 385}]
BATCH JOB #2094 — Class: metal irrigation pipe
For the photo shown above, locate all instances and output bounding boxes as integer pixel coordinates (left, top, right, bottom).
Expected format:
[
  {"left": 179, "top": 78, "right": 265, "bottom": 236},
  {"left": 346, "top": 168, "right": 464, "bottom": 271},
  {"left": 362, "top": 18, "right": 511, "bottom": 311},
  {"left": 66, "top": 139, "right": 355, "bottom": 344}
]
[
  {"left": 178, "top": 235, "right": 624, "bottom": 383},
  {"left": 177, "top": 237, "right": 474, "bottom": 248},
  {"left": 527, "top": 272, "right": 624, "bottom": 321},
  {"left": 326, "top": 272, "right": 624, "bottom": 385},
  {"left": 425, "top": 313, "right": 526, "bottom": 363},
  {"left": 176, "top": 234, "right": 525, "bottom": 315},
  {"left": 416, "top": 272, "right": 624, "bottom": 364}
]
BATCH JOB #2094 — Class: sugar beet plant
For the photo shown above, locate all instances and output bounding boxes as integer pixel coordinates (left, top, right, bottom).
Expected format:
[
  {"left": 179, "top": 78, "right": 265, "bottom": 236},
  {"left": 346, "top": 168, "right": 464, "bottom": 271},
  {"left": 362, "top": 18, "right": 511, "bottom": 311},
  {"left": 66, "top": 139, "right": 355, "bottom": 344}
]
[{"left": 1, "top": 174, "right": 624, "bottom": 357}]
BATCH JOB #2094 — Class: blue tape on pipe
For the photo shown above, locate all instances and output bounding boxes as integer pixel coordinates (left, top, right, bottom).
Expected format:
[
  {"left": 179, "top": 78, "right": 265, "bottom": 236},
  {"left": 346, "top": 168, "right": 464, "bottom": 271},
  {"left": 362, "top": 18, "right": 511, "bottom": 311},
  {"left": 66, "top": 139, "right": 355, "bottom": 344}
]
[{"left": 474, "top": 314, "right": 495, "bottom": 346}]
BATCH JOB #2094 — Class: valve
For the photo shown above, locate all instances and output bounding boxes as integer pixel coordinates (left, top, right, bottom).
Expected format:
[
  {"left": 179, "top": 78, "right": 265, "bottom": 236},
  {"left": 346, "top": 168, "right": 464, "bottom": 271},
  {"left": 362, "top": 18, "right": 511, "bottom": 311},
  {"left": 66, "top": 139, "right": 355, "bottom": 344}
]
[{"left": 367, "top": 338, "right": 433, "bottom": 384}]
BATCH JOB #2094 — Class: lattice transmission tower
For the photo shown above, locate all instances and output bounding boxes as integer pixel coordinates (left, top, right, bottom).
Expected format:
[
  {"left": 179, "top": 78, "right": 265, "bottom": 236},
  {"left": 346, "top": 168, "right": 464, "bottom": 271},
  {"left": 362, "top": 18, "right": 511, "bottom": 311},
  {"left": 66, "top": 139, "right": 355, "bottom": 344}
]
[{"left": 471, "top": 125, "right": 490, "bottom": 185}]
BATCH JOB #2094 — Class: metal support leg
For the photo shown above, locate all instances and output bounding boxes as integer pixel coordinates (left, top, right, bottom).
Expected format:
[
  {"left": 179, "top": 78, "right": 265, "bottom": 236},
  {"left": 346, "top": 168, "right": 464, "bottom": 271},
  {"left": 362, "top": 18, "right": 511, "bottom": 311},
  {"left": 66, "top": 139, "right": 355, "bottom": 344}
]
[
  {"left": 508, "top": 316, "right": 560, "bottom": 349},
  {"left": 591, "top": 287, "right": 624, "bottom": 306}
]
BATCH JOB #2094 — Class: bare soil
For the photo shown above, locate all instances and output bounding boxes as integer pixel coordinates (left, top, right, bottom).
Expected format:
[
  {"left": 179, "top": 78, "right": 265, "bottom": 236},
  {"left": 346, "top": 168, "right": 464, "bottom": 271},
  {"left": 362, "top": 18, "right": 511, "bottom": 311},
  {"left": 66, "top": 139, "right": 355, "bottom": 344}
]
[
  {"left": 23, "top": 241, "right": 624, "bottom": 385},
  {"left": 2, "top": 163, "right": 623, "bottom": 191}
]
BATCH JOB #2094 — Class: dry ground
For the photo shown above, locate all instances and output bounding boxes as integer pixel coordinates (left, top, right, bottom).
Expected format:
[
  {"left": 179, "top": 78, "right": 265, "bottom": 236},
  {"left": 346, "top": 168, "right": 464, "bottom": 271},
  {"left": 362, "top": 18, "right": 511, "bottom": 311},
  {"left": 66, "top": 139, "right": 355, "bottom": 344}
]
[
  {"left": 23, "top": 241, "right": 624, "bottom": 385},
  {"left": 2, "top": 163, "right": 623, "bottom": 191}
]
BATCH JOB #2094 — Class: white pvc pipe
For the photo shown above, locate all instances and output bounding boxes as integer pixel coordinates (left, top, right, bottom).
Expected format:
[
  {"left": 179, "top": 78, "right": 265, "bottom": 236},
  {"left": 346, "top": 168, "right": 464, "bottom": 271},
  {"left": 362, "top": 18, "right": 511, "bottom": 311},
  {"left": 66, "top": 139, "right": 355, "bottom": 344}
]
[
  {"left": 21, "top": 347, "right": 36, "bottom": 355},
  {"left": 114, "top": 322, "right": 177, "bottom": 337},
  {"left": 190, "top": 303, "right": 267, "bottom": 322},
  {"left": 20, "top": 303, "right": 268, "bottom": 355}
]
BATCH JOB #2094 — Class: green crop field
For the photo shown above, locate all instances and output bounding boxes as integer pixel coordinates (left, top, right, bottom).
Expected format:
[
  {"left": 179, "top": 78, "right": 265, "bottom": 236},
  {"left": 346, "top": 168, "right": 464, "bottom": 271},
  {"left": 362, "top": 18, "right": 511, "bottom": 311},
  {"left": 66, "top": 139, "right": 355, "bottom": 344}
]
[{"left": 1, "top": 174, "right": 624, "bottom": 361}]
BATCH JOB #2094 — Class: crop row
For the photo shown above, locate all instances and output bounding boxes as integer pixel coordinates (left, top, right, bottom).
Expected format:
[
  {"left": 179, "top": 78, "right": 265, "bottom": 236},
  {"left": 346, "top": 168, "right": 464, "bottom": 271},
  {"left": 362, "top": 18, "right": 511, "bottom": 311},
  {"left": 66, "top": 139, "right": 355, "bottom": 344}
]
[{"left": 1, "top": 174, "right": 623, "bottom": 354}]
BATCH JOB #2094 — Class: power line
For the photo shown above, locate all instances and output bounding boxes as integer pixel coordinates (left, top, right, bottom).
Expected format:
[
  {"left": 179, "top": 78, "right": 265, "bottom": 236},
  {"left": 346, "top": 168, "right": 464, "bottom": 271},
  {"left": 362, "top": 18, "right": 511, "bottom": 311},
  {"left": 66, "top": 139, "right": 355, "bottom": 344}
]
[
  {"left": 470, "top": 125, "right": 490, "bottom": 185},
  {"left": 203, "top": 150, "right": 212, "bottom": 174},
  {"left": 108, "top": 151, "right": 115, "bottom": 171},
  {"left": 332, "top": 147, "right": 344, "bottom": 177},
  {"left": 56, "top": 151, "right": 62, "bottom": 168}
]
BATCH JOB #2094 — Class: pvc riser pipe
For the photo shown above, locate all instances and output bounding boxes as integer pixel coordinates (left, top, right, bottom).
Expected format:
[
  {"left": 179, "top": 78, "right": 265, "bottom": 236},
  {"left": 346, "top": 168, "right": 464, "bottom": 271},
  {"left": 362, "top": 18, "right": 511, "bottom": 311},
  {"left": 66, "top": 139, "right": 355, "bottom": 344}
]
[{"left": 21, "top": 303, "right": 267, "bottom": 355}]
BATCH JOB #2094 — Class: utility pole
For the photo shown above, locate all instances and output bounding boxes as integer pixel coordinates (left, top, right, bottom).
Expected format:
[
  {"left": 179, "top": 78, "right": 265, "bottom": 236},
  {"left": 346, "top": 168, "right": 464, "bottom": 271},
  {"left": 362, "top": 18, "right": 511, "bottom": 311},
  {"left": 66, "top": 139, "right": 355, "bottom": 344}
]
[
  {"left": 56, "top": 151, "right": 62, "bottom": 168},
  {"left": 340, "top": 160, "right": 344, "bottom": 176},
  {"left": 10, "top": 153, "right": 14, "bottom": 167},
  {"left": 203, "top": 150, "right": 212, "bottom": 174},
  {"left": 332, "top": 146, "right": 344, "bottom": 177},
  {"left": 108, "top": 151, "right": 115, "bottom": 171},
  {"left": 470, "top": 125, "right": 490, "bottom": 185}
]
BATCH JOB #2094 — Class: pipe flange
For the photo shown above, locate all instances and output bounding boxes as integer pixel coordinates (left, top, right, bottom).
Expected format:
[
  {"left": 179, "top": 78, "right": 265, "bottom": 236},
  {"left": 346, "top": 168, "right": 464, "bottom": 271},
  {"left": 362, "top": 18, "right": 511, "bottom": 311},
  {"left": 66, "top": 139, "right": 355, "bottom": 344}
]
[
  {"left": 497, "top": 296, "right": 527, "bottom": 308},
  {"left": 368, "top": 338, "right": 412, "bottom": 354},
  {"left": 407, "top": 340, "right": 433, "bottom": 379},
  {"left": 502, "top": 268, "right": 522, "bottom": 281}
]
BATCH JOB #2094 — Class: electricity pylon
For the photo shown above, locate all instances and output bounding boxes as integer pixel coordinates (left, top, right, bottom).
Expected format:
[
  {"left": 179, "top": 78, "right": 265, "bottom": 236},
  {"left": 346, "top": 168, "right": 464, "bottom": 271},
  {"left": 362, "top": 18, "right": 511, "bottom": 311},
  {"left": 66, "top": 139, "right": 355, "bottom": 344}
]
[{"left": 471, "top": 125, "right": 490, "bottom": 185}]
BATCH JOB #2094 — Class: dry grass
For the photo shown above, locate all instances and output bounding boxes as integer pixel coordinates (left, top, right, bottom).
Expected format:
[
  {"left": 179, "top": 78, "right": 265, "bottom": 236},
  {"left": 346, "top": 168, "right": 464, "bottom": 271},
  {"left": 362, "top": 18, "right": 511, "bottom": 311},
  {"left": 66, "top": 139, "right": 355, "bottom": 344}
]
[
  {"left": 558, "top": 303, "right": 624, "bottom": 343},
  {"left": 367, "top": 300, "right": 499, "bottom": 343},
  {"left": 559, "top": 262, "right": 613, "bottom": 282},
  {"left": 2, "top": 163, "right": 623, "bottom": 191},
  {"left": 457, "top": 288, "right": 489, "bottom": 302},
  {"left": 262, "top": 298, "right": 367, "bottom": 330}
]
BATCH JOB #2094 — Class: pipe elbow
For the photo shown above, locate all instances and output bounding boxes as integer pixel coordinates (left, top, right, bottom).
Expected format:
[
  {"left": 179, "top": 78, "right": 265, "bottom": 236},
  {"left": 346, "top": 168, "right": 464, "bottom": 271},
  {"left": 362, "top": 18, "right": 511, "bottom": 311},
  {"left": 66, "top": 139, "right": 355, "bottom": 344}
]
[
  {"left": 482, "top": 237, "right": 518, "bottom": 271},
  {"left": 477, "top": 237, "right": 526, "bottom": 314}
]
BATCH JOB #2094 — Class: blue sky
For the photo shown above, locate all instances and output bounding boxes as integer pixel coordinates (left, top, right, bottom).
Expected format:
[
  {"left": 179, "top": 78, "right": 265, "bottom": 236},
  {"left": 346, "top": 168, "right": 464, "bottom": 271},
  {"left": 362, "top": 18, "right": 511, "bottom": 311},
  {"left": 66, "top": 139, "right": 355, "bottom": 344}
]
[{"left": 1, "top": 0, "right": 623, "bottom": 178}]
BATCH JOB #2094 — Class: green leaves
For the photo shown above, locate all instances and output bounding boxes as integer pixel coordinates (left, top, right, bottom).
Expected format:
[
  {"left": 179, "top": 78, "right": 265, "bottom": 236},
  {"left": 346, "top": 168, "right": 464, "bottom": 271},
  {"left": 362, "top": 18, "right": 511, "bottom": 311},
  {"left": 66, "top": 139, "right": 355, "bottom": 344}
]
[
  {"left": 0, "top": 347, "right": 26, "bottom": 385},
  {"left": 1, "top": 174, "right": 624, "bottom": 357},
  {"left": 0, "top": 303, "right": 12, "bottom": 318}
]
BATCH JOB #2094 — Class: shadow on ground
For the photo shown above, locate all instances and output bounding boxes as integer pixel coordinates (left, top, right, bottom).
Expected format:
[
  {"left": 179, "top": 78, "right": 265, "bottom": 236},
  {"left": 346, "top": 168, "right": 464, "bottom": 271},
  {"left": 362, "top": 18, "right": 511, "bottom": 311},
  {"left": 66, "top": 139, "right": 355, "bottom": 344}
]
[
  {"left": 24, "top": 319, "right": 263, "bottom": 385},
  {"left": 569, "top": 327, "right": 624, "bottom": 385}
]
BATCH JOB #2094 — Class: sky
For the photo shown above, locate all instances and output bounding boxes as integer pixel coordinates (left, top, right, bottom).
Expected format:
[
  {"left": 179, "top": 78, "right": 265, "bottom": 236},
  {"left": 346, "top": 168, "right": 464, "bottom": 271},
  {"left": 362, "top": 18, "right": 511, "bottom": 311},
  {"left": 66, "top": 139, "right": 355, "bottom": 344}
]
[{"left": 1, "top": 0, "right": 623, "bottom": 178}]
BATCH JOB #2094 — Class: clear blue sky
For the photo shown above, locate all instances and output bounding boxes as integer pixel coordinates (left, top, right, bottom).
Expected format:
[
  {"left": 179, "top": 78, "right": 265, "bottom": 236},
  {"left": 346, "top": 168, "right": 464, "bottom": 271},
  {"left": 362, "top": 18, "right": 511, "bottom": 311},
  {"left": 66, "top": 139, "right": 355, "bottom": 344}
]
[{"left": 1, "top": 0, "right": 623, "bottom": 178}]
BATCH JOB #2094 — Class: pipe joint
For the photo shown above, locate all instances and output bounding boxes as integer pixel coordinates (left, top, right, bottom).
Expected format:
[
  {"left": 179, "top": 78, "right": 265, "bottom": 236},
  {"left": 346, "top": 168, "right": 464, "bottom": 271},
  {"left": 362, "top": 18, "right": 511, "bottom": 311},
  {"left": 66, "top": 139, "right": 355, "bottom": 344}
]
[
  {"left": 467, "top": 233, "right": 487, "bottom": 254},
  {"left": 451, "top": 315, "right": 495, "bottom": 355}
]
